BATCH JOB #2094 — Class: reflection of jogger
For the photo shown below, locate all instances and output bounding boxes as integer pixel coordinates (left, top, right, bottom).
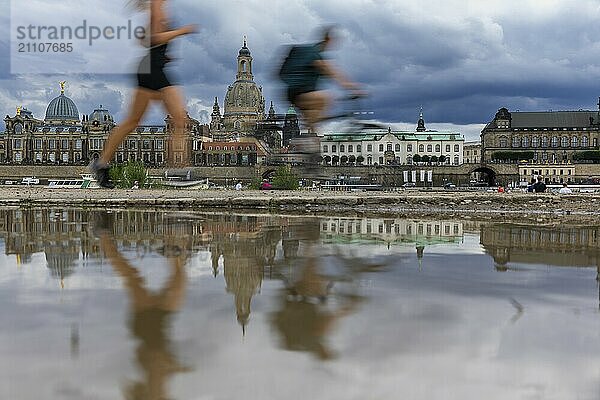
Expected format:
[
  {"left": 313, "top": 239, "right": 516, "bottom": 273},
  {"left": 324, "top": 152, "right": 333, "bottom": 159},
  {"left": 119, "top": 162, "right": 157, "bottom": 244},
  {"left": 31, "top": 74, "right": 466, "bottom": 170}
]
[
  {"left": 99, "top": 233, "right": 189, "bottom": 400},
  {"left": 91, "top": 0, "right": 198, "bottom": 188}
]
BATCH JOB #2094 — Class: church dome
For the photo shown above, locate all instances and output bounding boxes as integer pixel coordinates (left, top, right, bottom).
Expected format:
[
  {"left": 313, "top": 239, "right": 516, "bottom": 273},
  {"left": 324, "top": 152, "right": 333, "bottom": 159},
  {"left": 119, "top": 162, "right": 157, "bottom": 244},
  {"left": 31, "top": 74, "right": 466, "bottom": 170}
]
[
  {"left": 239, "top": 46, "right": 251, "bottom": 57},
  {"left": 286, "top": 105, "right": 297, "bottom": 115},
  {"left": 45, "top": 93, "right": 79, "bottom": 122},
  {"left": 224, "top": 81, "right": 264, "bottom": 112},
  {"left": 89, "top": 106, "right": 113, "bottom": 123}
]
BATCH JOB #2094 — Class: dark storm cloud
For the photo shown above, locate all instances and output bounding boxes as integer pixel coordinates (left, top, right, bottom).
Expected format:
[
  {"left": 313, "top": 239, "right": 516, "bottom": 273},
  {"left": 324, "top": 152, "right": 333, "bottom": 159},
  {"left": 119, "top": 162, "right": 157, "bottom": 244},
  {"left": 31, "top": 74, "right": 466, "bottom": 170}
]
[{"left": 3, "top": 0, "right": 600, "bottom": 137}]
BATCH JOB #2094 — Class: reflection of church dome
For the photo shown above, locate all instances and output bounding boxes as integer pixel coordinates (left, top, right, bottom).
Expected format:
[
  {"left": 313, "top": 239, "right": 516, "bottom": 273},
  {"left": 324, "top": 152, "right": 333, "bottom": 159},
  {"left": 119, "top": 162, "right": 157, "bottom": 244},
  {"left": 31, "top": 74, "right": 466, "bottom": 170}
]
[
  {"left": 492, "top": 248, "right": 510, "bottom": 266},
  {"left": 89, "top": 106, "right": 113, "bottom": 123},
  {"left": 46, "top": 244, "right": 78, "bottom": 280},
  {"left": 223, "top": 241, "right": 264, "bottom": 334},
  {"left": 45, "top": 93, "right": 80, "bottom": 122}
]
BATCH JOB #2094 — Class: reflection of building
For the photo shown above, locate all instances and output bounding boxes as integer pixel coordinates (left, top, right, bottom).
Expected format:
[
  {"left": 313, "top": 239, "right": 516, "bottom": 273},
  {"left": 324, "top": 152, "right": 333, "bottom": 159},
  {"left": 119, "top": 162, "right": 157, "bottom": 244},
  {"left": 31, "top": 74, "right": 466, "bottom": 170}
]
[
  {"left": 321, "top": 217, "right": 463, "bottom": 244},
  {"left": 480, "top": 224, "right": 600, "bottom": 271},
  {"left": 0, "top": 209, "right": 207, "bottom": 286},
  {"left": 321, "top": 112, "right": 464, "bottom": 166},
  {"left": 321, "top": 217, "right": 463, "bottom": 265},
  {"left": 203, "top": 214, "right": 279, "bottom": 332}
]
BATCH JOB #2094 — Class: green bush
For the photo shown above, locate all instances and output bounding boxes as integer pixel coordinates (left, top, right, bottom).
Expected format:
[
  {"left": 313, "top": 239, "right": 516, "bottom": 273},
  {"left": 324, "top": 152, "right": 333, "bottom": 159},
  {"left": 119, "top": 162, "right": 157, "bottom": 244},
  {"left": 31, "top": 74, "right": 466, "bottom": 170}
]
[
  {"left": 492, "top": 151, "right": 534, "bottom": 161},
  {"left": 249, "top": 177, "right": 262, "bottom": 190},
  {"left": 109, "top": 161, "right": 148, "bottom": 189},
  {"left": 573, "top": 151, "right": 600, "bottom": 162},
  {"left": 271, "top": 165, "right": 299, "bottom": 190}
]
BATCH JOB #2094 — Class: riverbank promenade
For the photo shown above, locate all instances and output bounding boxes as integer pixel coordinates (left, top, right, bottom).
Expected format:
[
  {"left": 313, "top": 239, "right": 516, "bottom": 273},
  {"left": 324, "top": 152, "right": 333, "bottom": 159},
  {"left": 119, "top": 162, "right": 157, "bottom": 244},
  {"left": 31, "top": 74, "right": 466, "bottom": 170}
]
[{"left": 1, "top": 187, "right": 598, "bottom": 222}]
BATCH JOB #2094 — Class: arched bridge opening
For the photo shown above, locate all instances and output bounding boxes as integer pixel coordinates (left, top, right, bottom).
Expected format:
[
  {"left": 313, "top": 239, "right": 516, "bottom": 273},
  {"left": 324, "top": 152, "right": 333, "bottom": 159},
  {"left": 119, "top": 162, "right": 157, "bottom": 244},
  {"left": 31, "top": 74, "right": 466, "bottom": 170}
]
[{"left": 470, "top": 166, "right": 497, "bottom": 186}]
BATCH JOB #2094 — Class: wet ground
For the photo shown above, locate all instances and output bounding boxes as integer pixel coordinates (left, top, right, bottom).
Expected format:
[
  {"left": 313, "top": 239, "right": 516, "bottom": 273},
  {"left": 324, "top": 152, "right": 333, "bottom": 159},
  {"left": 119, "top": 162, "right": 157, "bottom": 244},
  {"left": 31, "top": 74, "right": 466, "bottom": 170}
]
[{"left": 1, "top": 208, "right": 599, "bottom": 399}]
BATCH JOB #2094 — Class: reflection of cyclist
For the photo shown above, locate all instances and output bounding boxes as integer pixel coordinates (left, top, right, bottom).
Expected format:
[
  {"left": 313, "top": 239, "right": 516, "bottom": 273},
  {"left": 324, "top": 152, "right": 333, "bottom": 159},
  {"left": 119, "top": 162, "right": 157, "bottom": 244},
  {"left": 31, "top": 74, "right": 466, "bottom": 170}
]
[
  {"left": 98, "top": 225, "right": 190, "bottom": 400},
  {"left": 90, "top": 0, "right": 197, "bottom": 188},
  {"left": 280, "top": 26, "right": 363, "bottom": 134},
  {"left": 271, "top": 219, "right": 362, "bottom": 360}
]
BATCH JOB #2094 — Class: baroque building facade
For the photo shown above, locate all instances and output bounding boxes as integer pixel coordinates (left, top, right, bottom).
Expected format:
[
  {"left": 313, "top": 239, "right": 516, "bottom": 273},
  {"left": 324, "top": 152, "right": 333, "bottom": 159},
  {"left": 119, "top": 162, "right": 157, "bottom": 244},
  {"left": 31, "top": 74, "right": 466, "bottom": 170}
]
[
  {"left": 320, "top": 112, "right": 464, "bottom": 166},
  {"left": 209, "top": 40, "right": 266, "bottom": 142},
  {"left": 481, "top": 104, "right": 600, "bottom": 163},
  {"left": 0, "top": 83, "right": 205, "bottom": 167}
]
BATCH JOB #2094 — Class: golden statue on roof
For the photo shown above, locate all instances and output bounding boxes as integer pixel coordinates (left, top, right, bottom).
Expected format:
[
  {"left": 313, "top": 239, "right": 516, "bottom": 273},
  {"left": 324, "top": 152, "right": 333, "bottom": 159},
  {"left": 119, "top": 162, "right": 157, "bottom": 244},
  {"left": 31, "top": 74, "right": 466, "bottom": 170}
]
[
  {"left": 60, "top": 81, "right": 66, "bottom": 94},
  {"left": 16, "top": 106, "right": 22, "bottom": 116}
]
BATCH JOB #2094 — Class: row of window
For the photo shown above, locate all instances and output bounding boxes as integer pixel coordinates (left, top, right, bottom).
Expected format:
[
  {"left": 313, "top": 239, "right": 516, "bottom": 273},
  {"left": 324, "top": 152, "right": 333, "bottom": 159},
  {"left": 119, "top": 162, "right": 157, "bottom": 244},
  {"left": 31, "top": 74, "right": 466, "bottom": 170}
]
[
  {"left": 125, "top": 139, "right": 164, "bottom": 150},
  {"left": 522, "top": 168, "right": 573, "bottom": 176},
  {"left": 13, "top": 139, "right": 84, "bottom": 150},
  {"left": 13, "top": 138, "right": 168, "bottom": 151},
  {"left": 327, "top": 155, "right": 461, "bottom": 166},
  {"left": 522, "top": 152, "right": 571, "bottom": 162},
  {"left": 502, "top": 136, "right": 596, "bottom": 148},
  {"left": 323, "top": 143, "right": 462, "bottom": 153},
  {"left": 205, "top": 145, "right": 256, "bottom": 151},
  {"left": 29, "top": 152, "right": 80, "bottom": 162},
  {"left": 6, "top": 141, "right": 254, "bottom": 154},
  {"left": 322, "top": 222, "right": 461, "bottom": 236},
  {"left": 115, "top": 153, "right": 164, "bottom": 164}
]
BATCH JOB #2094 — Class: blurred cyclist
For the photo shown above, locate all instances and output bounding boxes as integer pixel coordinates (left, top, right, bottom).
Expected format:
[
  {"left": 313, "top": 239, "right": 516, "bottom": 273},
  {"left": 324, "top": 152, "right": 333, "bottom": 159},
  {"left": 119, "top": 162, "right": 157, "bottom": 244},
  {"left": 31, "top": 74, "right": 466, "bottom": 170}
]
[{"left": 279, "top": 26, "right": 364, "bottom": 135}]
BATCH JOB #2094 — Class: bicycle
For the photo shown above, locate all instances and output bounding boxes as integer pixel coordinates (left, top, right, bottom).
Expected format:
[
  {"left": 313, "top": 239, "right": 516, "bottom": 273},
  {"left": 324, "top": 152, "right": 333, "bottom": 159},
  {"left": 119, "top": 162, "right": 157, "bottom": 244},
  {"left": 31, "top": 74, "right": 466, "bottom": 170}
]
[{"left": 267, "top": 94, "right": 384, "bottom": 179}]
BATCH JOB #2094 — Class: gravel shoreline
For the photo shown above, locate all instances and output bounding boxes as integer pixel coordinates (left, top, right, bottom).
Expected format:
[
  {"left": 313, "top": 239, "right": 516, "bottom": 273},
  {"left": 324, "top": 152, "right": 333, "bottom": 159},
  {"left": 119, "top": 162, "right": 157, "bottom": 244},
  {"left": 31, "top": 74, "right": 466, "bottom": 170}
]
[{"left": 1, "top": 187, "right": 599, "bottom": 223}]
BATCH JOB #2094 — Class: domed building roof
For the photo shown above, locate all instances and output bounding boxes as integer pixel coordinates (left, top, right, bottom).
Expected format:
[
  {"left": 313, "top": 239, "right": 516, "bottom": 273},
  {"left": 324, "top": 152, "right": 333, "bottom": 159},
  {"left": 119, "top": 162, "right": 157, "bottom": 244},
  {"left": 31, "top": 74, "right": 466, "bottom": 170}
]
[
  {"left": 238, "top": 36, "right": 251, "bottom": 56},
  {"left": 89, "top": 105, "right": 113, "bottom": 123},
  {"left": 222, "top": 39, "right": 265, "bottom": 132},
  {"left": 239, "top": 44, "right": 251, "bottom": 57},
  {"left": 45, "top": 93, "right": 80, "bottom": 122},
  {"left": 224, "top": 81, "right": 264, "bottom": 111}
]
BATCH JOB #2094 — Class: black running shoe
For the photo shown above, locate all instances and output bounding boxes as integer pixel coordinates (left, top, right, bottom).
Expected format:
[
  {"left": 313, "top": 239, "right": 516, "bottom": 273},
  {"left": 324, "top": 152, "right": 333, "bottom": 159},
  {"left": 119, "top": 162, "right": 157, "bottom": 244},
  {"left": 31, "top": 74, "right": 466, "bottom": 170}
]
[{"left": 89, "top": 160, "right": 115, "bottom": 189}]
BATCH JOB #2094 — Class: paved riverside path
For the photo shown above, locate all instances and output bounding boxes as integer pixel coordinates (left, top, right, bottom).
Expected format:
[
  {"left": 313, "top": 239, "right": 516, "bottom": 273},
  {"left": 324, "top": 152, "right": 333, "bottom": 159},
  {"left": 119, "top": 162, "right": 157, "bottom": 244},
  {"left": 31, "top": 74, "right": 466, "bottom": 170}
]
[{"left": 1, "top": 187, "right": 600, "bottom": 220}]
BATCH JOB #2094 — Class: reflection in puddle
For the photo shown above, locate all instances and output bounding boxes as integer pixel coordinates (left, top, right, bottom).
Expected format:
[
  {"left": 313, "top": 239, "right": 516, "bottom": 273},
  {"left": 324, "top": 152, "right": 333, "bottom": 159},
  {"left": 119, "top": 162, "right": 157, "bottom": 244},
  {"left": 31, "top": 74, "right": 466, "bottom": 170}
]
[
  {"left": 1, "top": 208, "right": 600, "bottom": 399},
  {"left": 97, "top": 213, "right": 192, "bottom": 400}
]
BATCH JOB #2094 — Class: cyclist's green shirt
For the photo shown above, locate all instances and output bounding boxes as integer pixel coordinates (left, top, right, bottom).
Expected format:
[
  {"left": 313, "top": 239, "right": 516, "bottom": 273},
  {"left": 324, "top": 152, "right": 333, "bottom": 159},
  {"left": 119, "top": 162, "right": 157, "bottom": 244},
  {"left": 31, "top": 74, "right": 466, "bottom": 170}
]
[{"left": 281, "top": 43, "right": 324, "bottom": 91}]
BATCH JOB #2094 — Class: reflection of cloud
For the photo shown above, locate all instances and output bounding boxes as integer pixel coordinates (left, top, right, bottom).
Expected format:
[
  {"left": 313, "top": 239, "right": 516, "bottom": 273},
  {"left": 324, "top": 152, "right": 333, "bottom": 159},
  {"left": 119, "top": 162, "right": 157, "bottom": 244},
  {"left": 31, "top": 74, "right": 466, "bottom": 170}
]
[{"left": 1, "top": 215, "right": 600, "bottom": 399}]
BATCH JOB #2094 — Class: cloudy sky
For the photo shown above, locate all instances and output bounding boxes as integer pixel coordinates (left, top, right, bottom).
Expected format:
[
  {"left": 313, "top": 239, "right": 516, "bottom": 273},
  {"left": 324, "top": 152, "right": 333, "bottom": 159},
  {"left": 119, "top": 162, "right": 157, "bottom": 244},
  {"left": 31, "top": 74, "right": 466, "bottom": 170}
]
[{"left": 3, "top": 0, "right": 600, "bottom": 140}]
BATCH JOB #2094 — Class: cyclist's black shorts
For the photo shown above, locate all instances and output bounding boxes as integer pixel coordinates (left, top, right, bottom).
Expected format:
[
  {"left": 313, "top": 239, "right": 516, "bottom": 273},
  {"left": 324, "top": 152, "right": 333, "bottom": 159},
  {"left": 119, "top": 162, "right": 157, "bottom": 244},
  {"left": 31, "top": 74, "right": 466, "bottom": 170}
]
[{"left": 287, "top": 86, "right": 315, "bottom": 106}]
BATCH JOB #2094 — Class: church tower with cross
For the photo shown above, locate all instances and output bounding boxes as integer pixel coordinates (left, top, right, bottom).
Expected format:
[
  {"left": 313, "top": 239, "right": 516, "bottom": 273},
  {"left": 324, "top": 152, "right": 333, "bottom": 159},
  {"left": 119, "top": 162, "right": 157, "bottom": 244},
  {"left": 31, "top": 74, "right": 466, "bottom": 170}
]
[{"left": 215, "top": 37, "right": 266, "bottom": 140}]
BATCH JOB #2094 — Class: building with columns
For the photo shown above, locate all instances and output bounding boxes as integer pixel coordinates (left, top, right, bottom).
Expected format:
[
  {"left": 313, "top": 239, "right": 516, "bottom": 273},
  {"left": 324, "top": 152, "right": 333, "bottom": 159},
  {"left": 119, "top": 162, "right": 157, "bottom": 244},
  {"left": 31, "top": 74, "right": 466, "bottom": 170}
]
[{"left": 320, "top": 112, "right": 464, "bottom": 166}]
